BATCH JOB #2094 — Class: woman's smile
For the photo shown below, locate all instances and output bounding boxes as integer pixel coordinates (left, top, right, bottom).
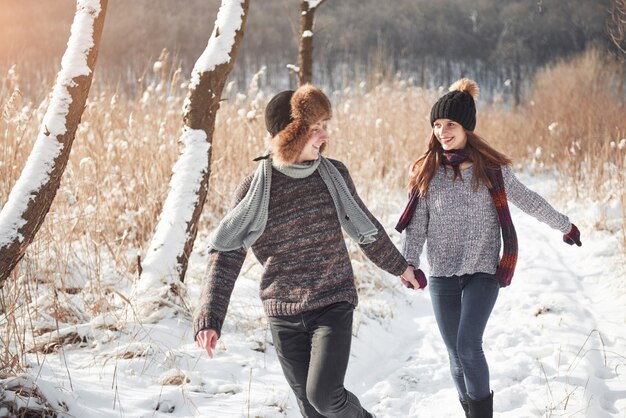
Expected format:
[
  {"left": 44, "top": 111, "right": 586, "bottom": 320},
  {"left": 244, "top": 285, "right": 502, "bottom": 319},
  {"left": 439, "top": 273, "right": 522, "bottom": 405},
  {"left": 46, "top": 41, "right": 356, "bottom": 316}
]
[{"left": 433, "top": 118, "right": 467, "bottom": 150}]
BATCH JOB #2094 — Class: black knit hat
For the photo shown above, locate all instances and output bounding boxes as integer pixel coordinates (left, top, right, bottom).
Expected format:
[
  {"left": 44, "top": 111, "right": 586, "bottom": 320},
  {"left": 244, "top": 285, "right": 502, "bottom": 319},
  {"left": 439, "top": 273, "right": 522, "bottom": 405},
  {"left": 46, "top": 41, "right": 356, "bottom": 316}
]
[
  {"left": 265, "top": 90, "right": 295, "bottom": 137},
  {"left": 430, "top": 78, "right": 480, "bottom": 131}
]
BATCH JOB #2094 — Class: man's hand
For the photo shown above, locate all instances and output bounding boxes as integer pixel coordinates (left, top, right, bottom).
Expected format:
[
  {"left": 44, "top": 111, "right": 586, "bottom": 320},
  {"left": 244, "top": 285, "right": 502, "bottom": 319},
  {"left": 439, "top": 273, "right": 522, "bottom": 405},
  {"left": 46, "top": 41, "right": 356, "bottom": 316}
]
[
  {"left": 196, "top": 329, "right": 219, "bottom": 358},
  {"left": 401, "top": 266, "right": 427, "bottom": 290},
  {"left": 400, "top": 265, "right": 421, "bottom": 289}
]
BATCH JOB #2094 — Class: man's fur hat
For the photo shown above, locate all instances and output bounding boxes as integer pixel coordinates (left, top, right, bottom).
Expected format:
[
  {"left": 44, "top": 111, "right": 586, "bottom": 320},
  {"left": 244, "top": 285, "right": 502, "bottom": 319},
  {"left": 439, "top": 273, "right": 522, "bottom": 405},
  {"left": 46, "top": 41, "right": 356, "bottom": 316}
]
[{"left": 264, "top": 84, "right": 332, "bottom": 164}]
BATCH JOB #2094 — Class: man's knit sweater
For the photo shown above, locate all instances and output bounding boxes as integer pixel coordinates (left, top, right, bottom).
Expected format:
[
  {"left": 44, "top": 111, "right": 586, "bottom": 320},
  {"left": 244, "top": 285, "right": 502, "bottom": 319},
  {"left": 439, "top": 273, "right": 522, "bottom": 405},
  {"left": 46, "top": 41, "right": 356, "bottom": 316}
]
[
  {"left": 402, "top": 164, "right": 572, "bottom": 278},
  {"left": 193, "top": 159, "right": 408, "bottom": 338}
]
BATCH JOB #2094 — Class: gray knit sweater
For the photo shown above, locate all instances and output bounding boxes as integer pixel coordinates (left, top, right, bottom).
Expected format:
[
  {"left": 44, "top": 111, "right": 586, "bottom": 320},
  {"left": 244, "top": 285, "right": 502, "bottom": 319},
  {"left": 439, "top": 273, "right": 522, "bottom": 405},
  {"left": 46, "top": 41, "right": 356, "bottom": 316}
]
[
  {"left": 402, "top": 165, "right": 571, "bottom": 277},
  {"left": 193, "top": 159, "right": 408, "bottom": 338}
]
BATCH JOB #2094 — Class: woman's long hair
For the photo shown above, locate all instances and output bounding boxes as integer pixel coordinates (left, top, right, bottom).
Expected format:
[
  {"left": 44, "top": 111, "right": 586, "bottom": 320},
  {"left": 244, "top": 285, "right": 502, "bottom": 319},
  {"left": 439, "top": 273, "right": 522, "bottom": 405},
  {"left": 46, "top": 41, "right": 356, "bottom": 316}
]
[{"left": 408, "top": 130, "right": 512, "bottom": 195}]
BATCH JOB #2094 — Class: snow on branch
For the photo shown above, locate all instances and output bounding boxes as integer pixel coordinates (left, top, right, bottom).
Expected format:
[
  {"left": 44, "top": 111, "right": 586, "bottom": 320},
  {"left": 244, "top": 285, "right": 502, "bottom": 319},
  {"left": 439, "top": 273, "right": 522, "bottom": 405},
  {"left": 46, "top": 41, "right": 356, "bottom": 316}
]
[
  {"left": 0, "top": 0, "right": 103, "bottom": 249},
  {"left": 305, "top": 0, "right": 325, "bottom": 9},
  {"left": 136, "top": 0, "right": 249, "bottom": 297},
  {"left": 137, "top": 128, "right": 209, "bottom": 290},
  {"left": 189, "top": 0, "right": 246, "bottom": 89}
]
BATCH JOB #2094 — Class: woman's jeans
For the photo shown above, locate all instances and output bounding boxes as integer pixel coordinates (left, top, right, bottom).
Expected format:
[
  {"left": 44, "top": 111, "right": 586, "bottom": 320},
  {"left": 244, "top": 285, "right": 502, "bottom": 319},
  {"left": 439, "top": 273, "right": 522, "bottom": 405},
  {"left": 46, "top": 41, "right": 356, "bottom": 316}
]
[
  {"left": 268, "top": 302, "right": 369, "bottom": 418},
  {"left": 429, "top": 272, "right": 499, "bottom": 402}
]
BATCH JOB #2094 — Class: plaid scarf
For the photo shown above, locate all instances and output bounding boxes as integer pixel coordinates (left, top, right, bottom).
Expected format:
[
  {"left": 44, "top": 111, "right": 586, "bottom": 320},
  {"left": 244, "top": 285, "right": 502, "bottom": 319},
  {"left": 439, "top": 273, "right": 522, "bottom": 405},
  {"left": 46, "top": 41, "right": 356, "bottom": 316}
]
[{"left": 395, "top": 149, "right": 518, "bottom": 287}]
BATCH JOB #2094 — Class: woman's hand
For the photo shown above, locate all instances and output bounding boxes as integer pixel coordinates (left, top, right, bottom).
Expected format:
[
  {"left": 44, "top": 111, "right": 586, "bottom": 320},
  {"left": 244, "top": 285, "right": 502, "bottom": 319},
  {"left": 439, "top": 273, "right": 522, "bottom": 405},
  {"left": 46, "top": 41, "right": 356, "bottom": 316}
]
[
  {"left": 563, "top": 223, "right": 582, "bottom": 247},
  {"left": 196, "top": 329, "right": 219, "bottom": 358}
]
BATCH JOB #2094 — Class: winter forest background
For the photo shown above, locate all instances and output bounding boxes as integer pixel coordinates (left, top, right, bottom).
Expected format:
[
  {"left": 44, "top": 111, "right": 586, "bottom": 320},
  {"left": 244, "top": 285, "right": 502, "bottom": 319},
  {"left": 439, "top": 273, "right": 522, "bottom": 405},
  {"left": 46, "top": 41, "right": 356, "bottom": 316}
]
[
  {"left": 1, "top": 0, "right": 621, "bottom": 100},
  {"left": 0, "top": 0, "right": 625, "bottom": 417}
]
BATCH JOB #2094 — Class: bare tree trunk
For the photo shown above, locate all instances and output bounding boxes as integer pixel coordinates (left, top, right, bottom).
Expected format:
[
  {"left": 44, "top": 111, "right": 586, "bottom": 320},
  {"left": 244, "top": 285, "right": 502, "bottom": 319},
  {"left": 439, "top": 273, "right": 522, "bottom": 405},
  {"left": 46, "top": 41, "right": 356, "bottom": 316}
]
[
  {"left": 513, "top": 64, "right": 522, "bottom": 107},
  {"left": 0, "top": 0, "right": 107, "bottom": 287},
  {"left": 137, "top": 0, "right": 250, "bottom": 292},
  {"left": 608, "top": 0, "right": 626, "bottom": 54},
  {"left": 298, "top": 0, "right": 326, "bottom": 86}
]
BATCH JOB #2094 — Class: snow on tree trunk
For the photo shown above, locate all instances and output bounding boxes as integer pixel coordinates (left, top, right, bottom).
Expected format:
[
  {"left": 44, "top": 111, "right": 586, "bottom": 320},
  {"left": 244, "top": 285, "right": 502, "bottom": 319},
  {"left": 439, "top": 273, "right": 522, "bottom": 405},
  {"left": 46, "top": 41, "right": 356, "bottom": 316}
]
[
  {"left": 135, "top": 0, "right": 250, "bottom": 304},
  {"left": 298, "top": 0, "right": 326, "bottom": 86},
  {"left": 0, "top": 0, "right": 107, "bottom": 287}
]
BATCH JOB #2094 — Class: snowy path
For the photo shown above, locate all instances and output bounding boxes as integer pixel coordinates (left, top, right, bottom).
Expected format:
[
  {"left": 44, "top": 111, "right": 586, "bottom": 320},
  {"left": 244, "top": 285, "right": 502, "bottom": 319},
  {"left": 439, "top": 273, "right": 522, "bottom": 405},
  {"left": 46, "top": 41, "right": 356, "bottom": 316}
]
[
  {"left": 10, "top": 173, "right": 626, "bottom": 418},
  {"left": 349, "top": 209, "right": 626, "bottom": 418}
]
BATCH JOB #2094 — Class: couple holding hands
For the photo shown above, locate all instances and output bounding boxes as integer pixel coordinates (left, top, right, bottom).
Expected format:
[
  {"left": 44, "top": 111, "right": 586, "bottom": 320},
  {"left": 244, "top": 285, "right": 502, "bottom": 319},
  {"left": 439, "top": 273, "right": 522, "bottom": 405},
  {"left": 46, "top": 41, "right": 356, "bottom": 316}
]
[{"left": 193, "top": 80, "right": 581, "bottom": 418}]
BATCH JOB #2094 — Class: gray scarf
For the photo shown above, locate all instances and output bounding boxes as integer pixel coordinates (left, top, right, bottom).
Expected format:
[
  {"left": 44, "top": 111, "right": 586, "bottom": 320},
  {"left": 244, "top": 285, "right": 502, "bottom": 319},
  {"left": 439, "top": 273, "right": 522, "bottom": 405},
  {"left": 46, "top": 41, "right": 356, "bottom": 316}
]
[{"left": 208, "top": 156, "right": 378, "bottom": 252}]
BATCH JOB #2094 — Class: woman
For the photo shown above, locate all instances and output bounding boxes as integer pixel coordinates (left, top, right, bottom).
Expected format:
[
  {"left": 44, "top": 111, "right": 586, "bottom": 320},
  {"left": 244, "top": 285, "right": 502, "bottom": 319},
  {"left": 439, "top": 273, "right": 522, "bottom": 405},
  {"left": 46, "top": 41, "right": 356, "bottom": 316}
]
[
  {"left": 194, "top": 84, "right": 420, "bottom": 418},
  {"left": 396, "top": 78, "right": 581, "bottom": 418}
]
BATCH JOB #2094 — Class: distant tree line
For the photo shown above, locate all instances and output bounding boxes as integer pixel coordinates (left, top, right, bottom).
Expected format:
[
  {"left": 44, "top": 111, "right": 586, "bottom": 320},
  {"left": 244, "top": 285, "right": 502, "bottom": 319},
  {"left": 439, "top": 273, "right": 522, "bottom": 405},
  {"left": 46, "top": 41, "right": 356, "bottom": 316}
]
[
  {"left": 241, "top": 0, "right": 615, "bottom": 102},
  {"left": 0, "top": 0, "right": 618, "bottom": 101}
]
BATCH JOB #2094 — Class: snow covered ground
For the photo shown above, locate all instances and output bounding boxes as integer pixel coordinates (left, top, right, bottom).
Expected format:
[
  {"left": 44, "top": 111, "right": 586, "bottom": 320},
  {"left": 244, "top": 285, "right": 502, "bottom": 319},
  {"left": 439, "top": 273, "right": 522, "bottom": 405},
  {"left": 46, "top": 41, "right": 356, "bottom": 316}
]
[{"left": 1, "top": 170, "right": 625, "bottom": 418}]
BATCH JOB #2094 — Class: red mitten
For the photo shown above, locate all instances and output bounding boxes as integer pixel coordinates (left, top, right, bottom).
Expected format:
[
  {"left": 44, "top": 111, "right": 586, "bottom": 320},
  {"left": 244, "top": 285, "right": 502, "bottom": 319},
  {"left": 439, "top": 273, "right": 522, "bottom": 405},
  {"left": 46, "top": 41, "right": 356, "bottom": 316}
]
[
  {"left": 403, "top": 268, "right": 428, "bottom": 289},
  {"left": 563, "top": 224, "right": 582, "bottom": 247}
]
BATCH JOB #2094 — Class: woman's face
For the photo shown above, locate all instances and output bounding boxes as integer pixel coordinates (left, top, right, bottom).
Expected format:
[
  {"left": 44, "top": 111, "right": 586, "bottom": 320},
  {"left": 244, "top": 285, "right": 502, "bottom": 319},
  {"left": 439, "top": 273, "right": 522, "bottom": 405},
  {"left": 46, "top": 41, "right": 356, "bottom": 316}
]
[
  {"left": 297, "top": 119, "right": 329, "bottom": 163},
  {"left": 433, "top": 118, "right": 467, "bottom": 150}
]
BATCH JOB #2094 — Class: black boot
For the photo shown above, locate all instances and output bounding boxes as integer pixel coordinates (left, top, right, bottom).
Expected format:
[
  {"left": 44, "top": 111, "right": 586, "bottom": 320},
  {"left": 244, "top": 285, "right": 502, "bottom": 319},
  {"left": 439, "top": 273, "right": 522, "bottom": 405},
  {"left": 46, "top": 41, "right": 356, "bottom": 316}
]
[
  {"left": 467, "top": 392, "right": 493, "bottom": 418},
  {"left": 460, "top": 399, "right": 470, "bottom": 418}
]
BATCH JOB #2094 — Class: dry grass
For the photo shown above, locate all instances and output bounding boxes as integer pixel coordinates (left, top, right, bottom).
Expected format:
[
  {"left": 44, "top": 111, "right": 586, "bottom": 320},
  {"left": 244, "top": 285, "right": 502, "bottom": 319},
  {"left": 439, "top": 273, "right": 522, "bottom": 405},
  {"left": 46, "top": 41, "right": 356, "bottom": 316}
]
[
  {"left": 483, "top": 50, "right": 626, "bottom": 197},
  {"left": 0, "top": 48, "right": 624, "bottom": 376},
  {"left": 483, "top": 50, "right": 626, "bottom": 239}
]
